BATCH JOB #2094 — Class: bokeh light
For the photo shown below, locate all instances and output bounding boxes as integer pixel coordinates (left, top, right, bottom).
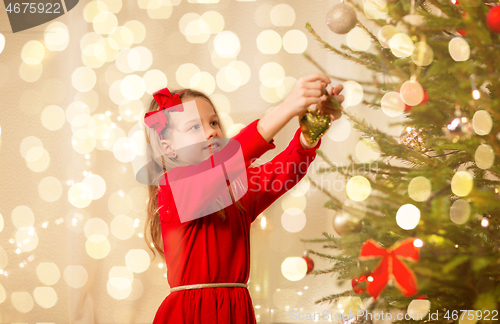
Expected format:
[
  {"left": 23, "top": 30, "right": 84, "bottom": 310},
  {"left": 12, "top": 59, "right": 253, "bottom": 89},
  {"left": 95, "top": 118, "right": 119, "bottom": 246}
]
[
  {"left": 450, "top": 199, "right": 470, "bottom": 224},
  {"left": 270, "top": 3, "right": 295, "bottom": 26},
  {"left": 109, "top": 26, "right": 134, "bottom": 50},
  {"left": 19, "top": 62, "right": 43, "bottom": 83},
  {"left": 396, "top": 204, "right": 420, "bottom": 230},
  {"left": 33, "top": 287, "right": 57, "bottom": 308},
  {"left": 281, "top": 208, "right": 306, "bottom": 233},
  {"left": 84, "top": 218, "right": 109, "bottom": 239},
  {"left": 449, "top": 37, "right": 470, "bottom": 61},
  {"left": 400, "top": 80, "right": 424, "bottom": 106},
  {"left": 86, "top": 235, "right": 111, "bottom": 259},
  {"left": 111, "top": 215, "right": 135, "bottom": 240},
  {"left": 21, "top": 41, "right": 45, "bottom": 65},
  {"left": 108, "top": 191, "right": 134, "bottom": 216},
  {"left": 44, "top": 22, "right": 69, "bottom": 51},
  {"left": 281, "top": 257, "right": 307, "bottom": 281},
  {"left": 280, "top": 192, "right": 306, "bottom": 211},
  {"left": 41, "top": 105, "right": 66, "bottom": 131},
  {"left": 143, "top": 69, "right": 167, "bottom": 94},
  {"left": 326, "top": 116, "right": 351, "bottom": 142},
  {"left": 201, "top": 11, "right": 224, "bottom": 34},
  {"left": 38, "top": 176, "right": 63, "bottom": 202},
  {"left": 0, "top": 33, "right": 4, "bottom": 54},
  {"left": 346, "top": 176, "right": 371, "bottom": 201},
  {"left": 84, "top": 1, "right": 109, "bottom": 22},
  {"left": 83, "top": 174, "right": 107, "bottom": 200},
  {"left": 288, "top": 178, "right": 310, "bottom": 197},
  {"left": 411, "top": 42, "right": 433, "bottom": 66},
  {"left": 259, "top": 62, "right": 285, "bottom": 87},
  {"left": 389, "top": 33, "right": 414, "bottom": 58},
  {"left": 36, "top": 262, "right": 61, "bottom": 286},
  {"left": 72, "top": 67, "right": 97, "bottom": 92},
  {"left": 377, "top": 25, "right": 399, "bottom": 48},
  {"left": 283, "top": 30, "right": 307, "bottom": 53},
  {"left": 257, "top": 30, "right": 281, "bottom": 54},
  {"left": 11, "top": 206, "right": 35, "bottom": 229},
  {"left": 119, "top": 75, "right": 145, "bottom": 101},
  {"left": 475, "top": 144, "right": 494, "bottom": 169},
  {"left": 63, "top": 265, "right": 88, "bottom": 288},
  {"left": 11, "top": 292, "right": 34, "bottom": 313},
  {"left": 364, "top": 0, "right": 387, "bottom": 19},
  {"left": 125, "top": 249, "right": 150, "bottom": 273},
  {"left": 472, "top": 110, "right": 492, "bottom": 135},
  {"left": 15, "top": 227, "right": 39, "bottom": 252},
  {"left": 355, "top": 138, "right": 380, "bottom": 163},
  {"left": 346, "top": 27, "right": 372, "bottom": 52},
  {"left": 93, "top": 11, "right": 118, "bottom": 34},
  {"left": 213, "top": 31, "right": 240, "bottom": 57},
  {"left": 381, "top": 92, "right": 405, "bottom": 117},
  {"left": 68, "top": 182, "right": 93, "bottom": 208},
  {"left": 407, "top": 300, "right": 431, "bottom": 320},
  {"left": 124, "top": 20, "right": 146, "bottom": 44},
  {"left": 408, "top": 176, "right": 431, "bottom": 202},
  {"left": 451, "top": 171, "right": 473, "bottom": 197},
  {"left": 342, "top": 81, "right": 364, "bottom": 107}
]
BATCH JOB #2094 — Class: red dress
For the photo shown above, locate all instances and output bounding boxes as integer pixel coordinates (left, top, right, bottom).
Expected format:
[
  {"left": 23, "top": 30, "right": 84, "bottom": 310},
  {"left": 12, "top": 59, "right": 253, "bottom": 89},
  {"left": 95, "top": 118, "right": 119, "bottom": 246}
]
[{"left": 153, "top": 119, "right": 321, "bottom": 324}]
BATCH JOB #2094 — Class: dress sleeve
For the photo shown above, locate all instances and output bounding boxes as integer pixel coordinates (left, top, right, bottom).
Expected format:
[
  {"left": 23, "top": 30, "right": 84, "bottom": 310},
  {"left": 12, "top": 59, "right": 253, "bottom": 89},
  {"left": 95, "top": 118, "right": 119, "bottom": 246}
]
[
  {"left": 245, "top": 127, "right": 321, "bottom": 223},
  {"left": 158, "top": 119, "right": 276, "bottom": 224}
]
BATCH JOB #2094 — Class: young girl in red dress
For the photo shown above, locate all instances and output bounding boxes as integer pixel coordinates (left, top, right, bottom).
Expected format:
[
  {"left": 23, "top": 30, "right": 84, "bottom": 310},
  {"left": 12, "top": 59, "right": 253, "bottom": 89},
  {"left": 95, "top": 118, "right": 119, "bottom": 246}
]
[{"left": 142, "top": 73, "right": 344, "bottom": 324}]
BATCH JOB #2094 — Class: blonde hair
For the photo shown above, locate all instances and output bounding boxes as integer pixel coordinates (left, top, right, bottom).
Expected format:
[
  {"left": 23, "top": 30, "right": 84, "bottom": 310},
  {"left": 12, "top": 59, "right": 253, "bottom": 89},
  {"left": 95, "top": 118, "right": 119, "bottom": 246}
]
[{"left": 144, "top": 89, "right": 247, "bottom": 260}]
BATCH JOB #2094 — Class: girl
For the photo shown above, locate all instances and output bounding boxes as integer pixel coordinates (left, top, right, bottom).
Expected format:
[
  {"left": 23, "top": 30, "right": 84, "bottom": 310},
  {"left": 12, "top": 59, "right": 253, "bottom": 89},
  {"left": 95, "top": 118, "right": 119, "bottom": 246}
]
[{"left": 143, "top": 73, "right": 344, "bottom": 323}]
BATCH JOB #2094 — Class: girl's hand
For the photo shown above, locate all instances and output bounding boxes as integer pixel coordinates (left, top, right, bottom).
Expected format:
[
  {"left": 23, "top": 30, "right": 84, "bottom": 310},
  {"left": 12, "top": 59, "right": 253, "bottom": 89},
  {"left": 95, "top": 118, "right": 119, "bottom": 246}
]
[
  {"left": 281, "top": 73, "right": 332, "bottom": 118},
  {"left": 319, "top": 83, "right": 344, "bottom": 122}
]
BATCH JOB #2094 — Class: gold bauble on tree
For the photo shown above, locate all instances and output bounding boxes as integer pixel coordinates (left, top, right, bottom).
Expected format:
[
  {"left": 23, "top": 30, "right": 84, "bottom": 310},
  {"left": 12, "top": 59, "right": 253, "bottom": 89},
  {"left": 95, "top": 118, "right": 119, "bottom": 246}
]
[
  {"left": 332, "top": 211, "right": 362, "bottom": 236},
  {"left": 299, "top": 85, "right": 335, "bottom": 144},
  {"left": 326, "top": 3, "right": 358, "bottom": 34},
  {"left": 400, "top": 126, "right": 427, "bottom": 152},
  {"left": 299, "top": 108, "right": 332, "bottom": 145}
]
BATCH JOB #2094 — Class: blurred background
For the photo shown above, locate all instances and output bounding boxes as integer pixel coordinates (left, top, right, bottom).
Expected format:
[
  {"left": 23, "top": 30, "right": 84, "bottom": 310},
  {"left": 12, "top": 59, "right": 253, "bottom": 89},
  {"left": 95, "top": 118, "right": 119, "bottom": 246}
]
[{"left": 0, "top": 0, "right": 402, "bottom": 322}]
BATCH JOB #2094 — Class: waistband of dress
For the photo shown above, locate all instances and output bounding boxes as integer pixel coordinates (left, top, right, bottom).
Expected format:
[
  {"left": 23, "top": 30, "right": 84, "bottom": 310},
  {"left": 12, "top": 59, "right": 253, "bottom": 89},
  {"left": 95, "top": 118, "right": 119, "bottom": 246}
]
[{"left": 170, "top": 283, "right": 248, "bottom": 292}]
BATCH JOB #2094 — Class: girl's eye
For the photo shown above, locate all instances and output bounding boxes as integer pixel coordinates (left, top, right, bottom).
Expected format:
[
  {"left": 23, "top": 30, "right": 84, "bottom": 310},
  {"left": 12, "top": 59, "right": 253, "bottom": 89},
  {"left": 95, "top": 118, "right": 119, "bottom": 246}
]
[
  {"left": 190, "top": 124, "right": 200, "bottom": 131},
  {"left": 211, "top": 121, "right": 219, "bottom": 127}
]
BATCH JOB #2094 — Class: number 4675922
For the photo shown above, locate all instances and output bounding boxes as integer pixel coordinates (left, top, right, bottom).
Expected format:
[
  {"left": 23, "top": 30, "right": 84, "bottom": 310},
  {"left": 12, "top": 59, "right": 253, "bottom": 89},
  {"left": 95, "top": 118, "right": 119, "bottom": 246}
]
[
  {"left": 444, "top": 310, "right": 498, "bottom": 321},
  {"left": 6, "top": 2, "right": 62, "bottom": 14}
]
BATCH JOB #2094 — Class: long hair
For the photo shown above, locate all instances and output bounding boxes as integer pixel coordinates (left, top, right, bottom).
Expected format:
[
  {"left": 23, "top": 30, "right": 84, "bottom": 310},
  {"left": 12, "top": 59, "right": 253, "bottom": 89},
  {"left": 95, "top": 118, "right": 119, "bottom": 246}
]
[{"left": 144, "top": 89, "right": 247, "bottom": 260}]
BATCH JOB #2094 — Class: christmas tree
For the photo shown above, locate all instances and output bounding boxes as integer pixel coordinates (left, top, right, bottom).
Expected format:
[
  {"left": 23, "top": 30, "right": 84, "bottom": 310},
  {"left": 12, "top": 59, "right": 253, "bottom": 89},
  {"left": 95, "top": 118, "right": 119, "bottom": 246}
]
[{"left": 301, "top": 0, "right": 500, "bottom": 323}]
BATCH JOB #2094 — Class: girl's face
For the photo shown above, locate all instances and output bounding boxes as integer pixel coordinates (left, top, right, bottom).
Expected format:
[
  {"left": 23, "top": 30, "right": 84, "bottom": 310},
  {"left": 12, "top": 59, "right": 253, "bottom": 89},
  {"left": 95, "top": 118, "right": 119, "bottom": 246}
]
[{"left": 160, "top": 96, "right": 224, "bottom": 165}]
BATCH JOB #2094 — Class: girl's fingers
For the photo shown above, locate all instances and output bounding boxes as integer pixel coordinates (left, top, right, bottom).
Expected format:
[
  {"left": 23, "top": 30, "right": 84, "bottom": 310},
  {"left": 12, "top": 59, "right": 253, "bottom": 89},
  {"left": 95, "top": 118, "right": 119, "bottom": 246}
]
[
  {"left": 301, "top": 73, "right": 331, "bottom": 85},
  {"left": 301, "top": 88, "right": 324, "bottom": 98},
  {"left": 333, "top": 94, "right": 345, "bottom": 104},
  {"left": 334, "top": 84, "right": 344, "bottom": 95}
]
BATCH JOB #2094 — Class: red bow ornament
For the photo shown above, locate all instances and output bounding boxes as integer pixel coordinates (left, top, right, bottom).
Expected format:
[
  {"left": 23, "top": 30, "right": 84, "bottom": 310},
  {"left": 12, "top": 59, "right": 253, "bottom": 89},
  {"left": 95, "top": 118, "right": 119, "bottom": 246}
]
[
  {"left": 144, "top": 88, "right": 188, "bottom": 138},
  {"left": 359, "top": 238, "right": 420, "bottom": 299}
]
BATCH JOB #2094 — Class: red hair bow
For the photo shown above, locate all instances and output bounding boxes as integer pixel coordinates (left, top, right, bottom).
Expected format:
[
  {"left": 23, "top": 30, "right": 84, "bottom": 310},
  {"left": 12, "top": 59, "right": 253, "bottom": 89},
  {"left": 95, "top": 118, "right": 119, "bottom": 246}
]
[{"left": 144, "top": 88, "right": 188, "bottom": 138}]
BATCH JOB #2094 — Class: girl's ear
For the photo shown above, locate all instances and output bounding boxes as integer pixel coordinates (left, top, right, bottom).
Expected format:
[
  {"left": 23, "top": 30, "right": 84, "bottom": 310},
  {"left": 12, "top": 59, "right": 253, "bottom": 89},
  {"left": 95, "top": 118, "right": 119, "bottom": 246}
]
[{"left": 159, "top": 140, "right": 176, "bottom": 158}]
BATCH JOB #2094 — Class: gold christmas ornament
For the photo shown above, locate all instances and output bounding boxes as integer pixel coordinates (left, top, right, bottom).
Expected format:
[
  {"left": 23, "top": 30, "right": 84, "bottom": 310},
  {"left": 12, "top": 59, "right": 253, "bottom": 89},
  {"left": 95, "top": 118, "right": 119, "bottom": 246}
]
[
  {"left": 400, "top": 126, "right": 427, "bottom": 152},
  {"left": 299, "top": 107, "right": 332, "bottom": 145},
  {"left": 299, "top": 84, "right": 334, "bottom": 144}
]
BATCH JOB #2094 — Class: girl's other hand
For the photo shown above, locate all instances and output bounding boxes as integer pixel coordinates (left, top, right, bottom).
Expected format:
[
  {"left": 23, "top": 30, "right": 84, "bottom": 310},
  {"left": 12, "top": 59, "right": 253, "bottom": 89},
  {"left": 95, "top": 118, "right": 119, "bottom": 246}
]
[
  {"left": 281, "top": 73, "right": 332, "bottom": 118},
  {"left": 320, "top": 83, "right": 344, "bottom": 122}
]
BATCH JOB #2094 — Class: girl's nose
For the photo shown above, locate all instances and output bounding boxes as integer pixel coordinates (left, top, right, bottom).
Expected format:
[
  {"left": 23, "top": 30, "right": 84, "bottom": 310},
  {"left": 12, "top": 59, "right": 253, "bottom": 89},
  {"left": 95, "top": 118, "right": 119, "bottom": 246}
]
[{"left": 205, "top": 126, "right": 218, "bottom": 140}]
